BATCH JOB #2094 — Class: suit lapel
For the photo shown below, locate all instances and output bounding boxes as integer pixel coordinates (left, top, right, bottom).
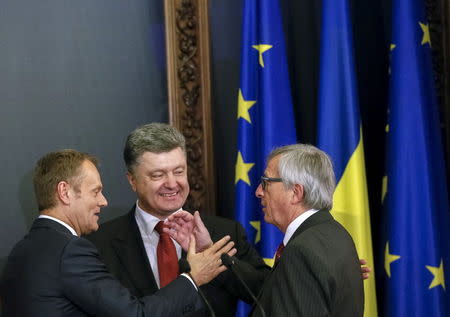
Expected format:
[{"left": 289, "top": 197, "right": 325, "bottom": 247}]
[
  {"left": 110, "top": 208, "right": 158, "bottom": 293},
  {"left": 109, "top": 210, "right": 224, "bottom": 292}
]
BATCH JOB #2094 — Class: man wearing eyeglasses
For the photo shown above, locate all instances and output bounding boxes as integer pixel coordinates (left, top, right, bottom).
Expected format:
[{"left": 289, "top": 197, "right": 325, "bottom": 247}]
[{"left": 167, "top": 144, "right": 365, "bottom": 316}]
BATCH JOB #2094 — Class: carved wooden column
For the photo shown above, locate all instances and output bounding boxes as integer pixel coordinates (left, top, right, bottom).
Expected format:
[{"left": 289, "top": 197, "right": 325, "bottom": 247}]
[{"left": 164, "top": 0, "right": 216, "bottom": 215}]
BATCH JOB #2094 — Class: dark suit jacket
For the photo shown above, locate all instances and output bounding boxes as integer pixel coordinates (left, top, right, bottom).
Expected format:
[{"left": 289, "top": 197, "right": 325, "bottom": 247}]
[
  {"left": 86, "top": 207, "right": 269, "bottom": 317},
  {"left": 0, "top": 218, "right": 201, "bottom": 317},
  {"left": 250, "top": 209, "right": 364, "bottom": 317}
]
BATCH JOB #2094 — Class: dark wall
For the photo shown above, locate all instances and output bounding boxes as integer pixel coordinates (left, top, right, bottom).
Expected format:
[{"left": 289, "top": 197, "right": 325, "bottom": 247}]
[
  {"left": 0, "top": 0, "right": 167, "bottom": 270},
  {"left": 209, "top": 0, "right": 242, "bottom": 218}
]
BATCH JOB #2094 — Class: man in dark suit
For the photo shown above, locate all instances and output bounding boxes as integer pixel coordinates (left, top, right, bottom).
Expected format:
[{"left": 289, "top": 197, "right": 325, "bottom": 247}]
[
  {"left": 168, "top": 144, "right": 365, "bottom": 316},
  {"left": 252, "top": 144, "right": 364, "bottom": 316},
  {"left": 0, "top": 149, "right": 235, "bottom": 316},
  {"left": 86, "top": 123, "right": 269, "bottom": 316}
]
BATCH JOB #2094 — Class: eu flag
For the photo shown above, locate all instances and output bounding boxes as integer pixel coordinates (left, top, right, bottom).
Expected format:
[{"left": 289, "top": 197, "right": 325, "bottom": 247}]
[
  {"left": 382, "top": 0, "right": 450, "bottom": 315},
  {"left": 234, "top": 0, "right": 296, "bottom": 315},
  {"left": 316, "top": 1, "right": 378, "bottom": 316}
]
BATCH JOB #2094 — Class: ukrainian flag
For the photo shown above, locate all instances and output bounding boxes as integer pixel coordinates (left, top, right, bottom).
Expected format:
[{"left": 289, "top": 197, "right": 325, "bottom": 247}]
[
  {"left": 234, "top": 0, "right": 296, "bottom": 315},
  {"left": 317, "top": 1, "right": 378, "bottom": 316},
  {"left": 382, "top": 0, "right": 450, "bottom": 315}
]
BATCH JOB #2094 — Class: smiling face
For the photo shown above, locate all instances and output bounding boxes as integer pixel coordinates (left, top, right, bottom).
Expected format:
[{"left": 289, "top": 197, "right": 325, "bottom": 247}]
[
  {"left": 127, "top": 147, "right": 189, "bottom": 219},
  {"left": 255, "top": 156, "right": 293, "bottom": 232},
  {"left": 67, "top": 160, "right": 108, "bottom": 235}
]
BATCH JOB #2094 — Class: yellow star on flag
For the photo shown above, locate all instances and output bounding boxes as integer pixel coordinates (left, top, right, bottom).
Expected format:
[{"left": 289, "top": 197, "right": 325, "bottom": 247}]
[
  {"left": 237, "top": 89, "right": 256, "bottom": 123},
  {"left": 426, "top": 259, "right": 446, "bottom": 290},
  {"left": 419, "top": 22, "right": 431, "bottom": 46},
  {"left": 250, "top": 221, "right": 261, "bottom": 243},
  {"left": 252, "top": 44, "right": 273, "bottom": 67},
  {"left": 235, "top": 151, "right": 255, "bottom": 185},
  {"left": 385, "top": 241, "right": 401, "bottom": 277},
  {"left": 263, "top": 257, "right": 275, "bottom": 267}
]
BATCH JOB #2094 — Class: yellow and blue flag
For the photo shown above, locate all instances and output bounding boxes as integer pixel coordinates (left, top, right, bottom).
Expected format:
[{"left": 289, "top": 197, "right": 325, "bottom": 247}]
[
  {"left": 382, "top": 0, "right": 450, "bottom": 315},
  {"left": 317, "top": 1, "right": 378, "bottom": 316},
  {"left": 234, "top": 0, "right": 296, "bottom": 315}
]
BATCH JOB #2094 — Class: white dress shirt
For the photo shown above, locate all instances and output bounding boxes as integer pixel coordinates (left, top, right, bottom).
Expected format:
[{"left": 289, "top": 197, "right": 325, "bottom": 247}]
[
  {"left": 283, "top": 209, "right": 318, "bottom": 246},
  {"left": 134, "top": 202, "right": 185, "bottom": 289}
]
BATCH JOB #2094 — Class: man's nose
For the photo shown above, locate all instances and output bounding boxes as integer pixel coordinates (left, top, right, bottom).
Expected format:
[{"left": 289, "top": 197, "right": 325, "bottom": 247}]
[
  {"left": 255, "top": 183, "right": 264, "bottom": 198},
  {"left": 165, "top": 173, "right": 177, "bottom": 187},
  {"left": 99, "top": 192, "right": 108, "bottom": 207}
]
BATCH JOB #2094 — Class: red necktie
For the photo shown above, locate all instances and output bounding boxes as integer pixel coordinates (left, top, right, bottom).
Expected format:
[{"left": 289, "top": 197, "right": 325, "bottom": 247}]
[
  {"left": 155, "top": 221, "right": 179, "bottom": 287},
  {"left": 274, "top": 243, "right": 285, "bottom": 264}
]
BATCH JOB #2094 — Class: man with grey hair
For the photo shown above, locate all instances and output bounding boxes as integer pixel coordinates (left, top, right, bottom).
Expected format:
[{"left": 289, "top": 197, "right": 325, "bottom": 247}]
[
  {"left": 167, "top": 144, "right": 364, "bottom": 316},
  {"left": 251, "top": 143, "right": 364, "bottom": 316},
  {"left": 87, "top": 123, "right": 269, "bottom": 316}
]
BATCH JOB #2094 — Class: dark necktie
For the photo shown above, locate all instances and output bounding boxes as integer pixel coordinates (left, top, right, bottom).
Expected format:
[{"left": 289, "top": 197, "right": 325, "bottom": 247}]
[
  {"left": 155, "top": 221, "right": 179, "bottom": 287},
  {"left": 274, "top": 242, "right": 285, "bottom": 264}
]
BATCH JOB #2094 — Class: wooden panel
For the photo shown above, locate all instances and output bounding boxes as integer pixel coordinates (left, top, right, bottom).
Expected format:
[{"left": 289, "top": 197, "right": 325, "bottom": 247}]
[{"left": 164, "top": 0, "right": 216, "bottom": 215}]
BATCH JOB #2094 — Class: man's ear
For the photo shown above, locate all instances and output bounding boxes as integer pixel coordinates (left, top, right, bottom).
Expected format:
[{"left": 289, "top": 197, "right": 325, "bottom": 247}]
[
  {"left": 291, "top": 184, "right": 305, "bottom": 204},
  {"left": 126, "top": 172, "right": 137, "bottom": 192},
  {"left": 56, "top": 181, "right": 71, "bottom": 205}
]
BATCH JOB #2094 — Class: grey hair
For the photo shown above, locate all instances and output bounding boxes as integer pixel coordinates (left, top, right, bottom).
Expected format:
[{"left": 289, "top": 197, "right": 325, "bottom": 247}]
[
  {"left": 123, "top": 123, "right": 186, "bottom": 173},
  {"left": 267, "top": 144, "right": 335, "bottom": 210}
]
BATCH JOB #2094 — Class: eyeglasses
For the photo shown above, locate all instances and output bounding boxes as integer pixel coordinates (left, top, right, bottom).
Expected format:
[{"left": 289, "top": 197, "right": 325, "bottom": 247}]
[{"left": 260, "top": 176, "right": 283, "bottom": 190}]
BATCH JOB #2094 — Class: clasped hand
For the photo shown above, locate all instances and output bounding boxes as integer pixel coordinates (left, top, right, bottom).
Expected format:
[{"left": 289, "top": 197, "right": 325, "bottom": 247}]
[{"left": 163, "top": 210, "right": 213, "bottom": 252}]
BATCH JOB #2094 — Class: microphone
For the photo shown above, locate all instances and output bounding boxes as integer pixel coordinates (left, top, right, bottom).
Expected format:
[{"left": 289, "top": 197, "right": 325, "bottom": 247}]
[
  {"left": 220, "top": 254, "right": 266, "bottom": 317},
  {"left": 179, "top": 258, "right": 216, "bottom": 317}
]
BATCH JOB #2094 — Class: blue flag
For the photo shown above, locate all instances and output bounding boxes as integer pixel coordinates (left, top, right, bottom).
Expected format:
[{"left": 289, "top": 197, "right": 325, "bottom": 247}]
[
  {"left": 382, "top": 0, "right": 450, "bottom": 315},
  {"left": 316, "top": 1, "right": 378, "bottom": 315},
  {"left": 234, "top": 0, "right": 296, "bottom": 315}
]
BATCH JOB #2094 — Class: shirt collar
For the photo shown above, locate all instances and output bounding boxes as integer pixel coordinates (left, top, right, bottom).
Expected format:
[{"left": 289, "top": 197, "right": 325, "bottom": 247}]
[
  {"left": 283, "top": 208, "right": 318, "bottom": 246},
  {"left": 38, "top": 215, "right": 78, "bottom": 236},
  {"left": 134, "top": 201, "right": 182, "bottom": 235}
]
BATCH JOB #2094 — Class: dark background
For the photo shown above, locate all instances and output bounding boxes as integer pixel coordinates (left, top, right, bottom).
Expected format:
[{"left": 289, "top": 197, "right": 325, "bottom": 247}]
[{"left": 0, "top": 0, "right": 448, "bottom": 314}]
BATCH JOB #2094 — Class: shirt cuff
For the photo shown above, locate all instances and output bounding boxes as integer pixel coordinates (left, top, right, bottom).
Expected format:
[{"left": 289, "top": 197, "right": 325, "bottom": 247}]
[{"left": 180, "top": 273, "right": 198, "bottom": 291}]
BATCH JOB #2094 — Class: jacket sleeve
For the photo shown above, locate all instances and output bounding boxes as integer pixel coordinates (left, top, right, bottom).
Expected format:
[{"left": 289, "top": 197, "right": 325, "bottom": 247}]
[{"left": 60, "top": 237, "right": 202, "bottom": 317}]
